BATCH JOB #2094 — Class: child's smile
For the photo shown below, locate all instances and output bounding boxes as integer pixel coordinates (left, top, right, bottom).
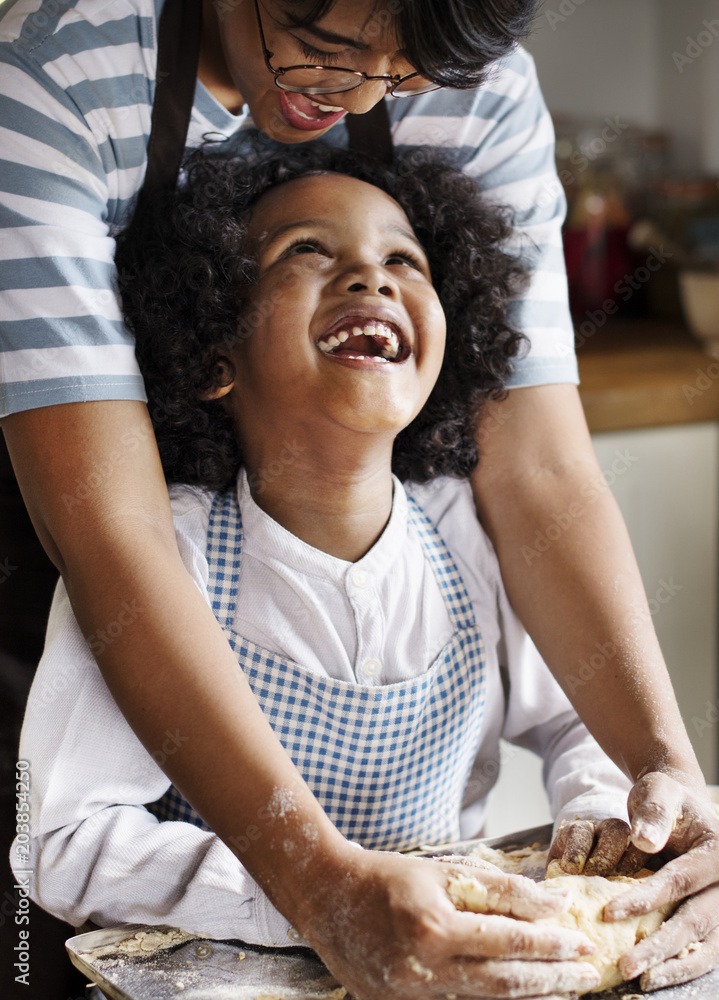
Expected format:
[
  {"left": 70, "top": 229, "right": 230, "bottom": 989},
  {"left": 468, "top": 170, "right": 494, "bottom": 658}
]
[{"left": 317, "top": 313, "right": 409, "bottom": 366}]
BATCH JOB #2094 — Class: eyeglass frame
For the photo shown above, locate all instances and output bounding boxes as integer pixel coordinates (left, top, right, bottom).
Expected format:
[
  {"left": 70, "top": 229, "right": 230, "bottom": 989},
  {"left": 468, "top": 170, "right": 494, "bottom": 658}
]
[{"left": 252, "top": 0, "right": 442, "bottom": 98}]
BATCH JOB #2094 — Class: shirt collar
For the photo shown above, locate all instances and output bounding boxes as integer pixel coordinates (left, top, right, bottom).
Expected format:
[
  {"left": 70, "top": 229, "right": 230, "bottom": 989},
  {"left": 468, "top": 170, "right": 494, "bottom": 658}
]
[{"left": 237, "top": 467, "right": 410, "bottom": 585}]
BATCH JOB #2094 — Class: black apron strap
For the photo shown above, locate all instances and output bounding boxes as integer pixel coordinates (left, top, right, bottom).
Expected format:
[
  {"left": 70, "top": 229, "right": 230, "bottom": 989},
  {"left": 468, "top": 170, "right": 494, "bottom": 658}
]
[
  {"left": 142, "top": 0, "right": 203, "bottom": 200},
  {"left": 142, "top": 0, "right": 393, "bottom": 197},
  {"left": 346, "top": 100, "right": 394, "bottom": 164}
]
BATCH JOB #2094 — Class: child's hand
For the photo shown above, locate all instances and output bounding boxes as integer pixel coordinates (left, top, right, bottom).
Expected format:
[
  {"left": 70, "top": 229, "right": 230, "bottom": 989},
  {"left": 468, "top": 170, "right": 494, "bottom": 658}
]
[
  {"left": 548, "top": 817, "right": 649, "bottom": 876},
  {"left": 598, "top": 770, "right": 719, "bottom": 991},
  {"left": 293, "top": 847, "right": 601, "bottom": 999}
]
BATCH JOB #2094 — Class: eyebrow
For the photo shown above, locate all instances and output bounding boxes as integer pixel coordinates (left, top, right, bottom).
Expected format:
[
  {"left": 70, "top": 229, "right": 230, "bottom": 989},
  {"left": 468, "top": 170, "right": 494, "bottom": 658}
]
[
  {"left": 293, "top": 22, "right": 370, "bottom": 50},
  {"left": 388, "top": 223, "right": 426, "bottom": 254},
  {"left": 280, "top": 3, "right": 378, "bottom": 50},
  {"left": 260, "top": 219, "right": 331, "bottom": 246}
]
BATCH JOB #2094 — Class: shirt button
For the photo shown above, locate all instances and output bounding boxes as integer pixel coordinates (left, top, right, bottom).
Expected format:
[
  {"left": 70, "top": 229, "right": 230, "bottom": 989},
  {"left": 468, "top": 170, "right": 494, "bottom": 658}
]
[
  {"left": 287, "top": 927, "right": 304, "bottom": 944},
  {"left": 362, "top": 658, "right": 381, "bottom": 677},
  {"left": 351, "top": 568, "right": 370, "bottom": 588}
]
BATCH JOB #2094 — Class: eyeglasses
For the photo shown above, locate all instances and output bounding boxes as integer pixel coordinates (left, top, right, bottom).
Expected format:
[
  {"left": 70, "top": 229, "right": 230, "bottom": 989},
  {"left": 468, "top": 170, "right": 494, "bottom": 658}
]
[{"left": 253, "top": 0, "right": 442, "bottom": 98}]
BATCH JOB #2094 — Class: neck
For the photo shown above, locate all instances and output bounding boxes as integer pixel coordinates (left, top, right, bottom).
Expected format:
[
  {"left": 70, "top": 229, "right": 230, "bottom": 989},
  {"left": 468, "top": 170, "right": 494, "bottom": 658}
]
[
  {"left": 242, "top": 432, "right": 396, "bottom": 562},
  {"left": 198, "top": 0, "right": 245, "bottom": 113}
]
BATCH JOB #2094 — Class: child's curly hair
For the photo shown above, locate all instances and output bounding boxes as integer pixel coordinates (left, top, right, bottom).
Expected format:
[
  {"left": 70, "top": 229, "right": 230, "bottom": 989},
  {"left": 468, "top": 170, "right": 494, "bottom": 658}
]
[{"left": 116, "top": 143, "right": 528, "bottom": 490}]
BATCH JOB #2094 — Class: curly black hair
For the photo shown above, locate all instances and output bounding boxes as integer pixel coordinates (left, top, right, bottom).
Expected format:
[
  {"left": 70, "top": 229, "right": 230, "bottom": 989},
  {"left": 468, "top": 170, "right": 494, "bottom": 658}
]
[{"left": 116, "top": 143, "right": 528, "bottom": 490}]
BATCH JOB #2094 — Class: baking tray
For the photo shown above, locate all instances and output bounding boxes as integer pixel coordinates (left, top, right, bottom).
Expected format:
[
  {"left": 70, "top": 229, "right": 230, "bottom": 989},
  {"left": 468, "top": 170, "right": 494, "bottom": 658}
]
[
  {"left": 66, "top": 824, "right": 719, "bottom": 1000},
  {"left": 66, "top": 930, "right": 344, "bottom": 1000}
]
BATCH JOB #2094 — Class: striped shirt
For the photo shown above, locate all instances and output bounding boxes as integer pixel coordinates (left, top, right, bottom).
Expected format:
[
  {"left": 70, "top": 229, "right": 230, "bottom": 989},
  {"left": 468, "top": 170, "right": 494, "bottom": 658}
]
[{"left": 0, "top": 0, "right": 577, "bottom": 418}]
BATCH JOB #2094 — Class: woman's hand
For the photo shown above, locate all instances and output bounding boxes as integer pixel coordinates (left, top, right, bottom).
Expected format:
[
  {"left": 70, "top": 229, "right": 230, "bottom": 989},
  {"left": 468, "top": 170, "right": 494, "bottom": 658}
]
[
  {"left": 595, "top": 771, "right": 719, "bottom": 992},
  {"left": 547, "top": 775, "right": 719, "bottom": 990},
  {"left": 294, "top": 847, "right": 601, "bottom": 999},
  {"left": 548, "top": 817, "right": 649, "bottom": 877}
]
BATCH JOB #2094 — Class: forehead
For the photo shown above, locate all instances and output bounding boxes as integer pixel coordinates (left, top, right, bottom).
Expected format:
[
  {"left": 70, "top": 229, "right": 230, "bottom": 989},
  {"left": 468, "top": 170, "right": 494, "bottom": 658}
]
[
  {"left": 248, "top": 173, "right": 413, "bottom": 237},
  {"left": 272, "top": 0, "right": 400, "bottom": 50}
]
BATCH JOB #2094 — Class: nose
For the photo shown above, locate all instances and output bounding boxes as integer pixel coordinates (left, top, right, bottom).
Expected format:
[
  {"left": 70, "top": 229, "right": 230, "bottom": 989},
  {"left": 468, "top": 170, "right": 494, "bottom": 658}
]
[
  {"left": 341, "top": 262, "right": 396, "bottom": 297},
  {"left": 326, "top": 78, "right": 391, "bottom": 116}
]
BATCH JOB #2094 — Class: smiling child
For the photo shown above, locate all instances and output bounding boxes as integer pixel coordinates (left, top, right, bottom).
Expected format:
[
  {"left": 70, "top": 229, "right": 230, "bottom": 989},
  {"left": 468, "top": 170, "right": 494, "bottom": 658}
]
[{"left": 14, "top": 145, "right": 634, "bottom": 995}]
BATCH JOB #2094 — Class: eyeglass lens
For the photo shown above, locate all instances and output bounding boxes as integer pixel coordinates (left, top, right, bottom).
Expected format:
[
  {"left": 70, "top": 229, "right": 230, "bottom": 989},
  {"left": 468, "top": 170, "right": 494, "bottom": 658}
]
[{"left": 276, "top": 67, "right": 439, "bottom": 97}]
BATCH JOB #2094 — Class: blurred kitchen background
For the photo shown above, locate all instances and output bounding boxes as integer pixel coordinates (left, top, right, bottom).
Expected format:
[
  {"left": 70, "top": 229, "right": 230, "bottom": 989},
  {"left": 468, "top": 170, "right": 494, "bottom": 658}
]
[
  {"left": 1, "top": 2, "right": 719, "bottom": 998},
  {"left": 487, "top": 0, "right": 719, "bottom": 834}
]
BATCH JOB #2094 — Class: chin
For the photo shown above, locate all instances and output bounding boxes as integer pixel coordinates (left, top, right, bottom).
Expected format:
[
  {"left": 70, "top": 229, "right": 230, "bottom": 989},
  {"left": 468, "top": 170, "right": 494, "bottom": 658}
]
[
  {"left": 261, "top": 122, "right": 337, "bottom": 145},
  {"left": 343, "top": 411, "right": 417, "bottom": 437}
]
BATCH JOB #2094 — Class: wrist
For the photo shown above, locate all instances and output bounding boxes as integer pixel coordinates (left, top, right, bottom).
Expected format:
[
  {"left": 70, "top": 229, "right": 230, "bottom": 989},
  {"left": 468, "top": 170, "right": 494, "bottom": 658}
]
[
  {"left": 633, "top": 759, "right": 705, "bottom": 790},
  {"left": 252, "top": 813, "right": 357, "bottom": 932},
  {"left": 279, "top": 833, "right": 363, "bottom": 936}
]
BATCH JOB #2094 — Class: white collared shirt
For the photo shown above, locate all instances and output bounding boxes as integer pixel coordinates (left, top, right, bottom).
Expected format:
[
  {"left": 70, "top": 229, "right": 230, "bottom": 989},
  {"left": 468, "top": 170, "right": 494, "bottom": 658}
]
[{"left": 14, "top": 472, "right": 630, "bottom": 944}]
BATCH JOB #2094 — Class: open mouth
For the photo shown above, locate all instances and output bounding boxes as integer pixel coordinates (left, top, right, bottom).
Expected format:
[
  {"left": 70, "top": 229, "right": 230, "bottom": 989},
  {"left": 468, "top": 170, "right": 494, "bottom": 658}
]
[
  {"left": 280, "top": 92, "right": 347, "bottom": 132},
  {"left": 317, "top": 319, "right": 409, "bottom": 364}
]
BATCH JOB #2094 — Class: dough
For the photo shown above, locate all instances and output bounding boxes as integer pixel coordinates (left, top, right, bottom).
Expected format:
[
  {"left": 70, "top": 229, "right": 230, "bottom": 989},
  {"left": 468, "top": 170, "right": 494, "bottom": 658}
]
[
  {"left": 84, "top": 927, "right": 196, "bottom": 961},
  {"left": 448, "top": 860, "right": 673, "bottom": 994},
  {"left": 540, "top": 862, "right": 673, "bottom": 992},
  {"left": 469, "top": 841, "right": 549, "bottom": 881}
]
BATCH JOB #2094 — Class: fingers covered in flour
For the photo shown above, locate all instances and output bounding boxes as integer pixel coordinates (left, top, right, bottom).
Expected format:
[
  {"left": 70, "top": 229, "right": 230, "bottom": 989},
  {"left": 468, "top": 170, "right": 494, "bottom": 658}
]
[
  {"left": 605, "top": 843, "right": 719, "bottom": 920},
  {"left": 613, "top": 839, "right": 650, "bottom": 876},
  {"left": 583, "top": 818, "right": 634, "bottom": 876},
  {"left": 448, "top": 910, "right": 596, "bottom": 961},
  {"left": 297, "top": 849, "right": 599, "bottom": 1000},
  {"left": 548, "top": 819, "right": 595, "bottom": 874},
  {"left": 441, "top": 958, "right": 601, "bottom": 998},
  {"left": 627, "top": 771, "right": 686, "bottom": 853},
  {"left": 619, "top": 884, "right": 719, "bottom": 985},
  {"left": 548, "top": 817, "right": 646, "bottom": 877},
  {"left": 639, "top": 927, "right": 719, "bottom": 993}
]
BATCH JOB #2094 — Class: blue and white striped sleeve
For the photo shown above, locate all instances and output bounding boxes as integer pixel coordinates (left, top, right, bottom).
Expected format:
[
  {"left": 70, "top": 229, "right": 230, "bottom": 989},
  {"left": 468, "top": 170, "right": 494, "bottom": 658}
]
[
  {"left": 391, "top": 46, "right": 578, "bottom": 388},
  {"left": 0, "top": 1, "right": 150, "bottom": 417}
]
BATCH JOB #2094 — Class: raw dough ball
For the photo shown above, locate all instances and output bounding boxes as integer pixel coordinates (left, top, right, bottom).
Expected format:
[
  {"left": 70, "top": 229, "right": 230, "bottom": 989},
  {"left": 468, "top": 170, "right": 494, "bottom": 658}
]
[
  {"left": 540, "top": 862, "right": 672, "bottom": 993},
  {"left": 449, "top": 860, "right": 673, "bottom": 994}
]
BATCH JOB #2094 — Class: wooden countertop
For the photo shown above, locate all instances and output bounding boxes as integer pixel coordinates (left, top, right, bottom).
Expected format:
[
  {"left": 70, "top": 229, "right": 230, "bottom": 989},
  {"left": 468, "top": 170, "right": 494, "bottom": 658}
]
[{"left": 577, "top": 321, "right": 719, "bottom": 433}]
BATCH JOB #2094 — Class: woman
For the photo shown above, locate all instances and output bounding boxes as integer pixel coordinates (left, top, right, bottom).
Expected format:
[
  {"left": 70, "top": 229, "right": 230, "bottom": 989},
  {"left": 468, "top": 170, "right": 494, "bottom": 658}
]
[{"left": 2, "top": 1, "right": 718, "bottom": 996}]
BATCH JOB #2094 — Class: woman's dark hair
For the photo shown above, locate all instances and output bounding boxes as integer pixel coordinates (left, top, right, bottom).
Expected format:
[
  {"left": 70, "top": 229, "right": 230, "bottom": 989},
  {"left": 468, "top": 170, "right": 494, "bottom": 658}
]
[
  {"left": 116, "top": 143, "right": 527, "bottom": 490},
  {"left": 281, "top": 0, "right": 540, "bottom": 90}
]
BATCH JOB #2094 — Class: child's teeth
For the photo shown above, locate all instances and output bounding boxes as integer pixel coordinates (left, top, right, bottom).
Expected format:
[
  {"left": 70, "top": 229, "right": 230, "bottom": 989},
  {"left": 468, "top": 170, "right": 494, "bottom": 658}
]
[
  {"left": 372, "top": 324, "right": 400, "bottom": 358},
  {"left": 320, "top": 322, "right": 402, "bottom": 360}
]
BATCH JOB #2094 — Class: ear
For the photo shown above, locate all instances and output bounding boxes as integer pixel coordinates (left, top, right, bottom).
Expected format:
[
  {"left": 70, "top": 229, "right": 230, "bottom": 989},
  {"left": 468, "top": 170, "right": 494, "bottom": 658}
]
[{"left": 198, "top": 357, "right": 235, "bottom": 401}]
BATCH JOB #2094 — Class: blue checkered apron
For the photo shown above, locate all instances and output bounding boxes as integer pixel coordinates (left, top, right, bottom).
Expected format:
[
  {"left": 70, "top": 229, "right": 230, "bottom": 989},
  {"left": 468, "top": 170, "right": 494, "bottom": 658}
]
[{"left": 147, "top": 488, "right": 487, "bottom": 850}]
